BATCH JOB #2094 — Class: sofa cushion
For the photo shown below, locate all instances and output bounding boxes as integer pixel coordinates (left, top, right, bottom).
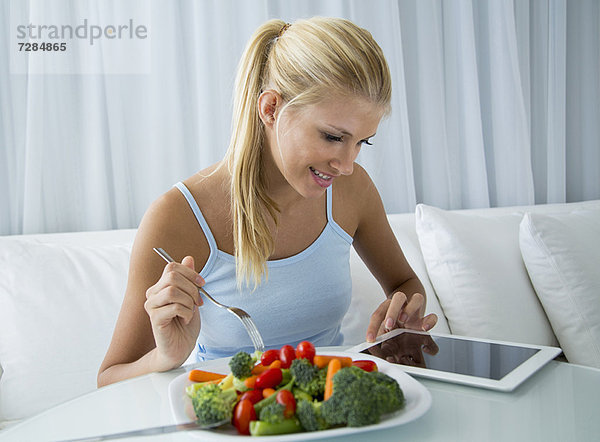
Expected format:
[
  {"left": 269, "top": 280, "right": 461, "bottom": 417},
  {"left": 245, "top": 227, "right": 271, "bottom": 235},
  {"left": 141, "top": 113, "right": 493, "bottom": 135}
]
[
  {"left": 415, "top": 204, "right": 558, "bottom": 346},
  {"left": 0, "top": 236, "right": 131, "bottom": 421},
  {"left": 519, "top": 208, "right": 600, "bottom": 368}
]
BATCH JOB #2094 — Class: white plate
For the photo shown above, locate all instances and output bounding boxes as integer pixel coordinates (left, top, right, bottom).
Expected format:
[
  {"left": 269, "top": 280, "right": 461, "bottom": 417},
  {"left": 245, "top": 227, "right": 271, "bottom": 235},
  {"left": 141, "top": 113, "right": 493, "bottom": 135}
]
[{"left": 168, "top": 351, "right": 432, "bottom": 440}]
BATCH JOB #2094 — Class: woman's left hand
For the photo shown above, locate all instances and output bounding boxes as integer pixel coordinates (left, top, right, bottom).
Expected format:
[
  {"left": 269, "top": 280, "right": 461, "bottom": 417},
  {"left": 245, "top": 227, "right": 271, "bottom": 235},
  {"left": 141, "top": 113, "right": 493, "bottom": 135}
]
[{"left": 366, "top": 292, "right": 438, "bottom": 342}]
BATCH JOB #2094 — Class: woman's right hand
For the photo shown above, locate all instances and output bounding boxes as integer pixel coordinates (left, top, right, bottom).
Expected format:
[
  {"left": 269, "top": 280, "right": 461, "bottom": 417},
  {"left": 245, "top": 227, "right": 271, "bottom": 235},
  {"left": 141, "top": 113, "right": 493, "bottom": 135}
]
[{"left": 144, "top": 256, "right": 204, "bottom": 371}]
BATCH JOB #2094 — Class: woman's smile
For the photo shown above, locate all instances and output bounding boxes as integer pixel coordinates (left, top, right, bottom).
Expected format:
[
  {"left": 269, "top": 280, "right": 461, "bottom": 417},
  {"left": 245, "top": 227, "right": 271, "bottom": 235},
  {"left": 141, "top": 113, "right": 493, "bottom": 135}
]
[{"left": 309, "top": 166, "right": 334, "bottom": 188}]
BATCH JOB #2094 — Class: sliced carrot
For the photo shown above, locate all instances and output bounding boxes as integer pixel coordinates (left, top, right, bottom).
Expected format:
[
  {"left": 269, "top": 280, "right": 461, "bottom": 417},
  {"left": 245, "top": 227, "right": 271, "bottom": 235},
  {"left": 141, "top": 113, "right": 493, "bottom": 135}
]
[
  {"left": 244, "top": 375, "right": 258, "bottom": 389},
  {"left": 313, "top": 355, "right": 352, "bottom": 369},
  {"left": 262, "top": 388, "right": 276, "bottom": 398},
  {"left": 199, "top": 378, "right": 224, "bottom": 385},
  {"left": 324, "top": 358, "right": 342, "bottom": 400},
  {"left": 188, "top": 369, "right": 227, "bottom": 383},
  {"left": 251, "top": 359, "right": 282, "bottom": 375}
]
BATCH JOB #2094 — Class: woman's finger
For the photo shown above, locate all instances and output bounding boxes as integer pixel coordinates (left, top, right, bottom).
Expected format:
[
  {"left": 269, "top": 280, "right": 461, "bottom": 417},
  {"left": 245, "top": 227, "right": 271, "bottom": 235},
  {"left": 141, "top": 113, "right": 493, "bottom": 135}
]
[
  {"left": 145, "top": 285, "right": 196, "bottom": 310},
  {"left": 366, "top": 299, "right": 391, "bottom": 342},
  {"left": 160, "top": 260, "right": 200, "bottom": 282},
  {"left": 145, "top": 285, "right": 198, "bottom": 324},
  {"left": 400, "top": 293, "right": 424, "bottom": 325},
  {"left": 150, "top": 266, "right": 203, "bottom": 306},
  {"left": 383, "top": 291, "right": 407, "bottom": 331},
  {"left": 147, "top": 300, "right": 196, "bottom": 326},
  {"left": 421, "top": 313, "right": 438, "bottom": 332}
]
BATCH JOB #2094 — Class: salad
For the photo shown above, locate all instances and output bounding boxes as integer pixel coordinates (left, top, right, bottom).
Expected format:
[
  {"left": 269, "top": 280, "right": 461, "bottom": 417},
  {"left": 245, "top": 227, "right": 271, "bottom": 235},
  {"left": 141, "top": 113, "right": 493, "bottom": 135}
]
[{"left": 185, "top": 341, "right": 405, "bottom": 436}]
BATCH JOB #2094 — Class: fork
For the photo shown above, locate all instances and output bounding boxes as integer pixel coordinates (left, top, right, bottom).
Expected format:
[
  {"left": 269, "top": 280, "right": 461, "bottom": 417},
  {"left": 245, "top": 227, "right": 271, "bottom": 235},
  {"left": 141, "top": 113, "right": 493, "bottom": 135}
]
[
  {"left": 153, "top": 247, "right": 265, "bottom": 353},
  {"left": 61, "top": 419, "right": 230, "bottom": 441}
]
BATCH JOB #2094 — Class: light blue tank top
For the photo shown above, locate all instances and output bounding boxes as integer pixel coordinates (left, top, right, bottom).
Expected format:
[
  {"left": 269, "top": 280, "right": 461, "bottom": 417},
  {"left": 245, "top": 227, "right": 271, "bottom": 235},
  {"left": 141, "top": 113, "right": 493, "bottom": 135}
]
[{"left": 174, "top": 182, "right": 353, "bottom": 361}]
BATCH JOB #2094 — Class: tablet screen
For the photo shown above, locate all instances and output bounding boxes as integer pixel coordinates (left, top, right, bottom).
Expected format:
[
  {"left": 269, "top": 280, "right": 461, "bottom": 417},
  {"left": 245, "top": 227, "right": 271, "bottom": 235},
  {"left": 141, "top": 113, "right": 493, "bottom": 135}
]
[{"left": 360, "top": 331, "right": 540, "bottom": 380}]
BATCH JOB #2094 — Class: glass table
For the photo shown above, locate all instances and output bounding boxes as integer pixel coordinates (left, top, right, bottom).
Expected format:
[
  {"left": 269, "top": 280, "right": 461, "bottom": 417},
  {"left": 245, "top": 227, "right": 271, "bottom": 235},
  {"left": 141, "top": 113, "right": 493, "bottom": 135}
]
[{"left": 1, "top": 352, "right": 598, "bottom": 441}]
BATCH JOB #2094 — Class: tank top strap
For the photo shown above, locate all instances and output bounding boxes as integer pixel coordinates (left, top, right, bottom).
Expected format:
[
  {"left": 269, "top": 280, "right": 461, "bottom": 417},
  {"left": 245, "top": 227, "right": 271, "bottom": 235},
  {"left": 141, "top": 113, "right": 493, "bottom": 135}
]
[
  {"left": 326, "top": 185, "right": 354, "bottom": 244},
  {"left": 173, "top": 182, "right": 219, "bottom": 254},
  {"left": 326, "top": 185, "right": 334, "bottom": 222}
]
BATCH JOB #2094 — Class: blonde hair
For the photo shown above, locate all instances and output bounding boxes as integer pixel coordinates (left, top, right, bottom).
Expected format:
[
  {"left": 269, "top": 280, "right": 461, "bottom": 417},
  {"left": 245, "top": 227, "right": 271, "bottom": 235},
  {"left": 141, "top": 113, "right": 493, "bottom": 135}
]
[{"left": 225, "top": 17, "right": 391, "bottom": 289}]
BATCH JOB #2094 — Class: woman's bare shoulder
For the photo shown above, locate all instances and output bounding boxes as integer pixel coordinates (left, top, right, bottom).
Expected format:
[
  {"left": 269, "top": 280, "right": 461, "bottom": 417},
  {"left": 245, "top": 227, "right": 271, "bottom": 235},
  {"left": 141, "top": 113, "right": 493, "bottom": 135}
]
[
  {"left": 345, "top": 162, "right": 376, "bottom": 189},
  {"left": 332, "top": 163, "right": 378, "bottom": 236},
  {"left": 142, "top": 186, "right": 190, "bottom": 232},
  {"left": 181, "top": 163, "right": 231, "bottom": 210},
  {"left": 134, "top": 188, "right": 200, "bottom": 255},
  {"left": 335, "top": 163, "right": 378, "bottom": 206},
  {"left": 133, "top": 165, "right": 228, "bottom": 270}
]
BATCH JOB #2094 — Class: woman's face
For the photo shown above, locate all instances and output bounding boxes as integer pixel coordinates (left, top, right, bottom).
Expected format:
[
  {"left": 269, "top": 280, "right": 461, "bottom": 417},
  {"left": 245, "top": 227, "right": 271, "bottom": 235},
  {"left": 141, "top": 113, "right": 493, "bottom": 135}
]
[{"left": 263, "top": 93, "right": 384, "bottom": 199}]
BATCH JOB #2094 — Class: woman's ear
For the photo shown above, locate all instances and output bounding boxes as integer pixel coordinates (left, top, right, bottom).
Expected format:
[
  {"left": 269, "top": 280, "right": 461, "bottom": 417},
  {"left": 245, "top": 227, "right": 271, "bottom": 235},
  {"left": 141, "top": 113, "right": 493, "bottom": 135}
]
[{"left": 257, "top": 90, "right": 282, "bottom": 127}]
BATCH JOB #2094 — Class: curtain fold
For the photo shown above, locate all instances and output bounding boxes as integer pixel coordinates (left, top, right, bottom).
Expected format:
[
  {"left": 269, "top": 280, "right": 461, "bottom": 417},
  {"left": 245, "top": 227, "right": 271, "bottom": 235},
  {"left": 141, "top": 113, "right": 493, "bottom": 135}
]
[
  {"left": 1, "top": 0, "right": 598, "bottom": 235},
  {"left": 566, "top": 0, "right": 600, "bottom": 202}
]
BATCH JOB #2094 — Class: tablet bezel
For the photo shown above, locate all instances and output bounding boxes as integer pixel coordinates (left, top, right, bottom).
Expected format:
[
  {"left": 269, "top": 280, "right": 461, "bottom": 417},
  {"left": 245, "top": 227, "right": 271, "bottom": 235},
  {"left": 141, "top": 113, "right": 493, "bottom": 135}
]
[{"left": 348, "top": 329, "right": 562, "bottom": 392}]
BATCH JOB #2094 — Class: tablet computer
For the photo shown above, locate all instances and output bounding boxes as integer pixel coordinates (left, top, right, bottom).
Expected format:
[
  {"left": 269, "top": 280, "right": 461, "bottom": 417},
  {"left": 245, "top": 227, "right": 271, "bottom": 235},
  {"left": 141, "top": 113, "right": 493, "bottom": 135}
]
[{"left": 349, "top": 329, "right": 562, "bottom": 392}]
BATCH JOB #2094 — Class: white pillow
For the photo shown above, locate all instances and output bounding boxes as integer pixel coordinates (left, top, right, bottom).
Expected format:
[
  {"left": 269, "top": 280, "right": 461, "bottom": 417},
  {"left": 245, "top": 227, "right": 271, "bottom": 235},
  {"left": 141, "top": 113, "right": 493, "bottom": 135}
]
[
  {"left": 415, "top": 204, "right": 558, "bottom": 346},
  {"left": 519, "top": 209, "right": 600, "bottom": 368},
  {"left": 0, "top": 239, "right": 130, "bottom": 421}
]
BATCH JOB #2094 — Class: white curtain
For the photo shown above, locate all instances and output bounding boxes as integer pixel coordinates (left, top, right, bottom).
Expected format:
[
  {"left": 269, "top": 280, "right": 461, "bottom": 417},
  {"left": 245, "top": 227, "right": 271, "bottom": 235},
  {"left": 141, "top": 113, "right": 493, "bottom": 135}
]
[{"left": 1, "top": 0, "right": 598, "bottom": 235}]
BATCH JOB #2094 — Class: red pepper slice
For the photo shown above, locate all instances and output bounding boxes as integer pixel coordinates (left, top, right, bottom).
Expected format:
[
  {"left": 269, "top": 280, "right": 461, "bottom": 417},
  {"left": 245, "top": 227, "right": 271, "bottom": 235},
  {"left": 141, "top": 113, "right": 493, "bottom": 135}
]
[
  {"left": 233, "top": 399, "right": 256, "bottom": 435},
  {"left": 276, "top": 389, "right": 296, "bottom": 418},
  {"left": 239, "top": 389, "right": 263, "bottom": 404},
  {"left": 254, "top": 367, "right": 283, "bottom": 389},
  {"left": 351, "top": 359, "right": 378, "bottom": 372},
  {"left": 279, "top": 345, "right": 296, "bottom": 369},
  {"left": 260, "top": 349, "right": 280, "bottom": 366}
]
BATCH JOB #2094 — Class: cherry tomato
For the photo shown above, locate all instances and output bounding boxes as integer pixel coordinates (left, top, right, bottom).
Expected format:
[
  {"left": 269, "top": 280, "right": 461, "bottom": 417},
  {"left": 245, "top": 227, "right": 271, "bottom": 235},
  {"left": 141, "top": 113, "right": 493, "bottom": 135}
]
[
  {"left": 295, "top": 341, "right": 316, "bottom": 363},
  {"left": 261, "top": 349, "right": 280, "bottom": 366},
  {"left": 276, "top": 389, "right": 297, "bottom": 419},
  {"left": 255, "top": 367, "right": 283, "bottom": 389},
  {"left": 279, "top": 345, "right": 296, "bottom": 368},
  {"left": 352, "top": 360, "right": 378, "bottom": 372},
  {"left": 239, "top": 389, "right": 263, "bottom": 404},
  {"left": 233, "top": 399, "right": 256, "bottom": 435}
]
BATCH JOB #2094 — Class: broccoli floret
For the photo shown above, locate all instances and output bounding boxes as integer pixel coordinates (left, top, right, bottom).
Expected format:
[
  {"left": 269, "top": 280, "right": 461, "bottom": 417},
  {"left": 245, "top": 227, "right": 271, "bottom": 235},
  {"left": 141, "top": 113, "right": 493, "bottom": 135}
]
[
  {"left": 320, "top": 366, "right": 404, "bottom": 427},
  {"left": 316, "top": 367, "right": 327, "bottom": 391},
  {"left": 228, "top": 351, "right": 256, "bottom": 380},
  {"left": 188, "top": 383, "right": 238, "bottom": 425},
  {"left": 370, "top": 370, "right": 405, "bottom": 413},
  {"left": 296, "top": 399, "right": 330, "bottom": 432},
  {"left": 289, "top": 358, "right": 327, "bottom": 397},
  {"left": 259, "top": 401, "right": 286, "bottom": 424},
  {"left": 292, "top": 387, "right": 313, "bottom": 403}
]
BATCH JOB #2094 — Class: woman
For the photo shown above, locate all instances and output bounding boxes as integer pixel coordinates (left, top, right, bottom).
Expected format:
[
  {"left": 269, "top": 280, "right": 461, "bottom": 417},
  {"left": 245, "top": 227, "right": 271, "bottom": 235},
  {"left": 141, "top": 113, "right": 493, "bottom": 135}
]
[{"left": 98, "top": 17, "right": 437, "bottom": 387}]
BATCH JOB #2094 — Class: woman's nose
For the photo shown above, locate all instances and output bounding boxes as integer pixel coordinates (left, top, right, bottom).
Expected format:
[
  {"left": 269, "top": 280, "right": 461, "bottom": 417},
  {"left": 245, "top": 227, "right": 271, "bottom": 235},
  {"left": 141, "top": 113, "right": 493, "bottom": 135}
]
[{"left": 330, "top": 148, "right": 357, "bottom": 176}]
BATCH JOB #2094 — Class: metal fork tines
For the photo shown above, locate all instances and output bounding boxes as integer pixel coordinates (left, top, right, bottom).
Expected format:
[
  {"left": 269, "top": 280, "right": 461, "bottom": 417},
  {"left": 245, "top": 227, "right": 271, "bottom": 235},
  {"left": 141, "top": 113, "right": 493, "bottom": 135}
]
[{"left": 153, "top": 247, "right": 265, "bottom": 353}]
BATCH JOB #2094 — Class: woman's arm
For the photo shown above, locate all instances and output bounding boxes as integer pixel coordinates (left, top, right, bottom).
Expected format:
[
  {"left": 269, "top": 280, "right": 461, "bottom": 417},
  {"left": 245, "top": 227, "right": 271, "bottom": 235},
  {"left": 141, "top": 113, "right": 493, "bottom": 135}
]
[
  {"left": 350, "top": 167, "right": 437, "bottom": 342},
  {"left": 97, "top": 188, "right": 208, "bottom": 387}
]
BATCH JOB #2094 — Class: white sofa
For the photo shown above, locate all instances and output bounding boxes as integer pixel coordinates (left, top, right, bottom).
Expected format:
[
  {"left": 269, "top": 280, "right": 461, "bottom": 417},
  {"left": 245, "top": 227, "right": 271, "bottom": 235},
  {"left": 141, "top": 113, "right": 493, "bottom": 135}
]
[{"left": 1, "top": 200, "right": 599, "bottom": 428}]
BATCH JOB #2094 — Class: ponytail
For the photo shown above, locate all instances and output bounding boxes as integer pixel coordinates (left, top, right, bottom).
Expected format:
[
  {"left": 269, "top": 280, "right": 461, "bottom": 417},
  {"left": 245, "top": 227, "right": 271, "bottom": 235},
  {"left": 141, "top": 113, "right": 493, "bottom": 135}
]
[{"left": 225, "top": 20, "right": 285, "bottom": 289}]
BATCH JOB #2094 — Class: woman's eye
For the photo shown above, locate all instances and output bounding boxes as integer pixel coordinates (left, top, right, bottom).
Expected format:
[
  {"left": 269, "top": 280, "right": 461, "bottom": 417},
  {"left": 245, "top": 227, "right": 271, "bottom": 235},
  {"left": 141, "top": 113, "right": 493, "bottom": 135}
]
[
  {"left": 360, "top": 139, "right": 373, "bottom": 146},
  {"left": 324, "top": 133, "right": 343, "bottom": 142}
]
